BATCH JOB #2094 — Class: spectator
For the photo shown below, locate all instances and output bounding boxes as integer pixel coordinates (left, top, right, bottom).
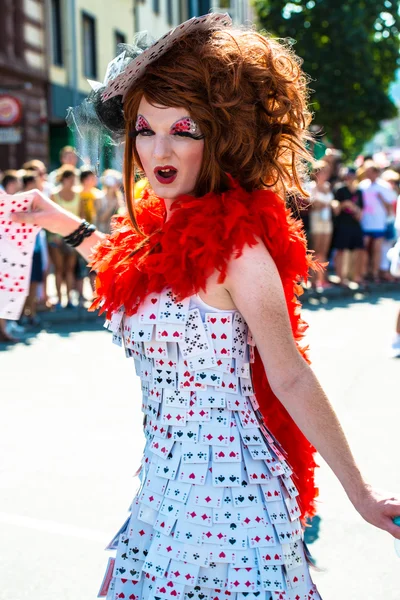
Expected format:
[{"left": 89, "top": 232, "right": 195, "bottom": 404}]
[
  {"left": 20, "top": 171, "right": 47, "bottom": 325},
  {"left": 47, "top": 145, "right": 78, "bottom": 187},
  {"left": 380, "top": 169, "right": 400, "bottom": 282},
  {"left": 97, "top": 169, "right": 124, "bottom": 233},
  {"left": 79, "top": 167, "right": 103, "bottom": 223},
  {"left": 359, "top": 161, "right": 396, "bottom": 282},
  {"left": 308, "top": 161, "right": 335, "bottom": 290},
  {"left": 332, "top": 167, "right": 364, "bottom": 285},
  {"left": 22, "top": 159, "right": 53, "bottom": 197},
  {"left": 1, "top": 170, "right": 21, "bottom": 195},
  {"left": 48, "top": 166, "right": 80, "bottom": 308},
  {"left": 0, "top": 170, "right": 24, "bottom": 341}
]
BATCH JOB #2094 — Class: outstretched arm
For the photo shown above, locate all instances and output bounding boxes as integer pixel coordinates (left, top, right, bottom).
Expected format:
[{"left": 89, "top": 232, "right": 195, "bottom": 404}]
[
  {"left": 9, "top": 190, "right": 105, "bottom": 262},
  {"left": 225, "top": 239, "right": 400, "bottom": 538}
]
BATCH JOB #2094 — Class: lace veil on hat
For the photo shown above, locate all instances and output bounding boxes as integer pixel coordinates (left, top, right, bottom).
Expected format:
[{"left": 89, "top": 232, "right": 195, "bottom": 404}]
[{"left": 66, "top": 13, "right": 232, "bottom": 170}]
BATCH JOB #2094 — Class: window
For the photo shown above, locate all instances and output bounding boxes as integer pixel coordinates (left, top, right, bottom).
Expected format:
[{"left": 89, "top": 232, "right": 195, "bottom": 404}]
[
  {"left": 82, "top": 12, "right": 97, "bottom": 79},
  {"left": 166, "top": 0, "right": 173, "bottom": 25},
  {"left": 51, "top": 0, "right": 63, "bottom": 66},
  {"left": 153, "top": 0, "right": 160, "bottom": 14},
  {"left": 115, "top": 30, "right": 126, "bottom": 52}
]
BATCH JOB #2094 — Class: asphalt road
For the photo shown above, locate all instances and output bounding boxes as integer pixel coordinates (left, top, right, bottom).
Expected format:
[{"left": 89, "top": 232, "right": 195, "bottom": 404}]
[{"left": 1, "top": 291, "right": 399, "bottom": 600}]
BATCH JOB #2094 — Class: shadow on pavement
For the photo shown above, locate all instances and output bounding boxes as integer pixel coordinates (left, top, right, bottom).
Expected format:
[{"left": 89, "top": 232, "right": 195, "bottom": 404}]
[{"left": 303, "top": 287, "right": 400, "bottom": 312}]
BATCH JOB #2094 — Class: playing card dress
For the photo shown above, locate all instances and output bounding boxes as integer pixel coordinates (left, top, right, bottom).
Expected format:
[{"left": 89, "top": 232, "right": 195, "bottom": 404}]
[{"left": 98, "top": 289, "right": 322, "bottom": 600}]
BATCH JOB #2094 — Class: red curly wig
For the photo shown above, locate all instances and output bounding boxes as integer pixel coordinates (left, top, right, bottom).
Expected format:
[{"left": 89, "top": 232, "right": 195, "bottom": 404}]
[{"left": 122, "top": 27, "right": 313, "bottom": 232}]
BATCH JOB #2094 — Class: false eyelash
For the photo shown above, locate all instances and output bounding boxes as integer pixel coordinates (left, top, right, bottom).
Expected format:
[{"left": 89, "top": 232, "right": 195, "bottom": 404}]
[
  {"left": 173, "top": 131, "right": 205, "bottom": 140},
  {"left": 128, "top": 129, "right": 153, "bottom": 138}
]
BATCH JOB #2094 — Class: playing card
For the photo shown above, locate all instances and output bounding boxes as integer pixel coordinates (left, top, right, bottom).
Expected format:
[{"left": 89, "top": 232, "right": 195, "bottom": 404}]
[
  {"left": 281, "top": 476, "right": 299, "bottom": 499},
  {"left": 194, "top": 369, "right": 222, "bottom": 386},
  {"left": 160, "top": 405, "right": 187, "bottom": 426},
  {"left": 142, "top": 552, "right": 170, "bottom": 578},
  {"left": 144, "top": 340, "right": 168, "bottom": 358},
  {"left": 138, "top": 293, "right": 160, "bottom": 324},
  {"left": 152, "top": 367, "right": 177, "bottom": 390},
  {"left": 212, "top": 443, "right": 241, "bottom": 463},
  {"left": 182, "top": 544, "right": 210, "bottom": 567},
  {"left": 284, "top": 497, "right": 301, "bottom": 522},
  {"left": 156, "top": 323, "right": 186, "bottom": 342},
  {"left": 178, "top": 460, "right": 208, "bottom": 485},
  {"left": 257, "top": 546, "right": 285, "bottom": 566},
  {"left": 144, "top": 464, "right": 169, "bottom": 495},
  {"left": 113, "top": 552, "right": 144, "bottom": 581},
  {"left": 164, "top": 479, "right": 191, "bottom": 503},
  {"left": 138, "top": 503, "right": 158, "bottom": 526},
  {"left": 183, "top": 585, "right": 210, "bottom": 600},
  {"left": 226, "top": 395, "right": 248, "bottom": 411},
  {"left": 261, "top": 479, "right": 284, "bottom": 503},
  {"left": 232, "top": 311, "right": 248, "bottom": 359},
  {"left": 98, "top": 557, "right": 115, "bottom": 597},
  {"left": 240, "top": 377, "right": 255, "bottom": 396},
  {"left": 247, "top": 524, "right": 277, "bottom": 548},
  {"left": 153, "top": 511, "right": 178, "bottom": 536},
  {"left": 187, "top": 352, "right": 216, "bottom": 371},
  {"left": 213, "top": 356, "right": 232, "bottom": 374},
  {"left": 232, "top": 487, "right": 262, "bottom": 508},
  {"left": 181, "top": 442, "right": 210, "bottom": 464},
  {"left": 212, "top": 461, "right": 242, "bottom": 487},
  {"left": 265, "top": 501, "right": 289, "bottom": 524},
  {"left": 197, "top": 562, "right": 229, "bottom": 589},
  {"left": 138, "top": 488, "right": 164, "bottom": 511},
  {"left": 180, "top": 308, "right": 211, "bottom": 357},
  {"left": 170, "top": 423, "right": 200, "bottom": 443},
  {"left": 105, "top": 516, "right": 129, "bottom": 550},
  {"left": 231, "top": 548, "right": 258, "bottom": 567},
  {"left": 227, "top": 565, "right": 259, "bottom": 592},
  {"left": 260, "top": 564, "right": 285, "bottom": 592},
  {"left": 209, "top": 407, "right": 231, "bottom": 427},
  {"left": 155, "top": 445, "right": 181, "bottom": 480},
  {"left": 207, "top": 546, "right": 237, "bottom": 564},
  {"left": 164, "top": 388, "right": 191, "bottom": 408},
  {"left": 152, "top": 531, "right": 182, "bottom": 561},
  {"left": 178, "top": 360, "right": 207, "bottom": 392},
  {"left": 236, "top": 361, "right": 250, "bottom": 379},
  {"left": 215, "top": 368, "right": 238, "bottom": 394},
  {"left": 205, "top": 313, "right": 233, "bottom": 357},
  {"left": 184, "top": 504, "right": 213, "bottom": 526},
  {"left": 167, "top": 559, "right": 201, "bottom": 586},
  {"left": 188, "top": 478, "right": 224, "bottom": 508},
  {"left": 212, "top": 506, "right": 240, "bottom": 524},
  {"left": 112, "top": 577, "right": 143, "bottom": 600},
  {"left": 186, "top": 406, "right": 211, "bottom": 423},
  {"left": 154, "top": 578, "right": 186, "bottom": 600},
  {"left": 247, "top": 443, "right": 272, "bottom": 462},
  {"left": 237, "top": 505, "right": 267, "bottom": 528},
  {"left": 281, "top": 540, "right": 304, "bottom": 571},
  {"left": 125, "top": 313, "right": 154, "bottom": 342},
  {"left": 199, "top": 424, "right": 230, "bottom": 446},
  {"left": 242, "top": 447, "right": 271, "bottom": 483},
  {"left": 173, "top": 519, "right": 207, "bottom": 545},
  {"left": 196, "top": 390, "right": 226, "bottom": 408},
  {"left": 274, "top": 521, "right": 302, "bottom": 544},
  {"left": 158, "top": 288, "right": 190, "bottom": 324},
  {"left": 285, "top": 565, "right": 305, "bottom": 590}
]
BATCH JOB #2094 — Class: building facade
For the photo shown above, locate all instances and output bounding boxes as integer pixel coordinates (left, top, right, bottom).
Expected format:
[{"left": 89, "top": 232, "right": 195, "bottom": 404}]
[
  {"left": 134, "top": 0, "right": 255, "bottom": 36},
  {"left": 47, "top": 0, "right": 135, "bottom": 169},
  {"left": 0, "top": 0, "right": 49, "bottom": 170}
]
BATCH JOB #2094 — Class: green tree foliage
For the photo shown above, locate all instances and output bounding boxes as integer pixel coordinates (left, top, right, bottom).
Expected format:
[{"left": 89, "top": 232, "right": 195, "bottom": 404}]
[{"left": 254, "top": 0, "right": 400, "bottom": 158}]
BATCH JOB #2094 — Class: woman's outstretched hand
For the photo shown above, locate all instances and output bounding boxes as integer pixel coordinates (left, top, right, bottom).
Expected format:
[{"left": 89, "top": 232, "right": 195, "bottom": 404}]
[
  {"left": 353, "top": 484, "right": 400, "bottom": 539},
  {"left": 9, "top": 189, "right": 82, "bottom": 236}
]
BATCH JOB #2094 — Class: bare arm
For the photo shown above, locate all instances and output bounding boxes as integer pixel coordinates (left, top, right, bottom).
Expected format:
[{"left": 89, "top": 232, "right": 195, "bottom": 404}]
[
  {"left": 225, "top": 239, "right": 400, "bottom": 537},
  {"left": 9, "top": 189, "right": 105, "bottom": 262}
]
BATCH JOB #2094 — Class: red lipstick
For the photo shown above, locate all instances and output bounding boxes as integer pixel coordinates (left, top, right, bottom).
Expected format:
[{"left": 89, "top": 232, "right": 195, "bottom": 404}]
[{"left": 154, "top": 165, "right": 178, "bottom": 185}]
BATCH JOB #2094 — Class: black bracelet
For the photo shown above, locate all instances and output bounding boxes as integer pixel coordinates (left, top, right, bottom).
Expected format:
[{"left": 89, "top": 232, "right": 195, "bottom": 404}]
[{"left": 63, "top": 220, "right": 97, "bottom": 248}]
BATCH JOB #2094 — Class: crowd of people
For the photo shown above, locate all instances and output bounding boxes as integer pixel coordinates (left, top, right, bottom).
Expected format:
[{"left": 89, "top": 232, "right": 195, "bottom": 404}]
[
  {"left": 0, "top": 146, "right": 399, "bottom": 344},
  {"left": 297, "top": 153, "right": 400, "bottom": 292},
  {"left": 0, "top": 146, "right": 125, "bottom": 342}
]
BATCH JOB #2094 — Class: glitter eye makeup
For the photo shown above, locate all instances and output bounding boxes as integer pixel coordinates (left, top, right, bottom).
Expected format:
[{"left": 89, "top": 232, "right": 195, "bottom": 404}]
[
  {"left": 135, "top": 115, "right": 151, "bottom": 130},
  {"left": 170, "top": 117, "right": 204, "bottom": 139}
]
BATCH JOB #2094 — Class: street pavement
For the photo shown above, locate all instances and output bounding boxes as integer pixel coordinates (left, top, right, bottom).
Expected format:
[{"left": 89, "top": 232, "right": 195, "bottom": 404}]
[{"left": 0, "top": 291, "right": 400, "bottom": 600}]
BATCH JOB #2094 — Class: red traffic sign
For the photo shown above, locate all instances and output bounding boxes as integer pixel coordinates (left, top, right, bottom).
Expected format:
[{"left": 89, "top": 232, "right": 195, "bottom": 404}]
[{"left": 0, "top": 95, "right": 22, "bottom": 126}]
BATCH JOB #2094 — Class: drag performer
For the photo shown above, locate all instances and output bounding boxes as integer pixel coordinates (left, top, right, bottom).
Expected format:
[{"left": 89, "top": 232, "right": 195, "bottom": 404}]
[{"left": 11, "top": 14, "right": 400, "bottom": 600}]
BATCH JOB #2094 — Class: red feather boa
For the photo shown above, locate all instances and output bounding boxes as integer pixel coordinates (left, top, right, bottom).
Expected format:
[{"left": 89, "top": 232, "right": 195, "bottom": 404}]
[{"left": 90, "top": 180, "right": 319, "bottom": 520}]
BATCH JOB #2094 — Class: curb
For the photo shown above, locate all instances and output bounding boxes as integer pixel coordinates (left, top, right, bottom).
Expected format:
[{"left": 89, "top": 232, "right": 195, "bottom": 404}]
[{"left": 31, "top": 282, "right": 400, "bottom": 327}]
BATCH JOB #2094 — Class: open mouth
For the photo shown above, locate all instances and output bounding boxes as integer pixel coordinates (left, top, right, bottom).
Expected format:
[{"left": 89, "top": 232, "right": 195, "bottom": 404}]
[{"left": 154, "top": 166, "right": 178, "bottom": 184}]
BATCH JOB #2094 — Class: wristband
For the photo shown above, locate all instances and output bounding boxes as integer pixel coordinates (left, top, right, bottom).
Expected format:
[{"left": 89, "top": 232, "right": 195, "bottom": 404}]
[{"left": 63, "top": 220, "right": 97, "bottom": 248}]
